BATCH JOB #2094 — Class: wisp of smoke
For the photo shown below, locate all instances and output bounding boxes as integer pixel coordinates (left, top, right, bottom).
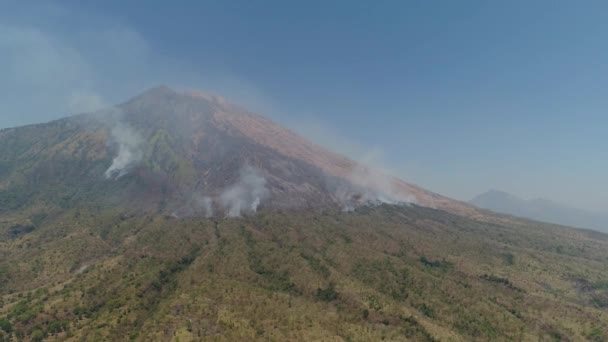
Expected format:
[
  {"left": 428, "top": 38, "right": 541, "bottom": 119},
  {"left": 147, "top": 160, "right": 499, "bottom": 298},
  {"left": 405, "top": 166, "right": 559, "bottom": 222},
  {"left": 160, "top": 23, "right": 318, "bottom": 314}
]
[
  {"left": 102, "top": 110, "right": 144, "bottom": 179},
  {"left": 334, "top": 163, "right": 415, "bottom": 212},
  {"left": 68, "top": 90, "right": 105, "bottom": 114},
  {"left": 193, "top": 194, "right": 214, "bottom": 218},
  {"left": 220, "top": 165, "right": 269, "bottom": 217}
]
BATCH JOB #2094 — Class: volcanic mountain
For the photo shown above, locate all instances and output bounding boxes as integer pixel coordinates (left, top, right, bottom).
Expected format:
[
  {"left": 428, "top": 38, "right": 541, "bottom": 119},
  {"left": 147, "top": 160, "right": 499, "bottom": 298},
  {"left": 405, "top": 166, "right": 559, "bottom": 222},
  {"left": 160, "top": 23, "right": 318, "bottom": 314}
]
[
  {"left": 1, "top": 87, "right": 607, "bottom": 341},
  {"left": 0, "top": 86, "right": 477, "bottom": 218}
]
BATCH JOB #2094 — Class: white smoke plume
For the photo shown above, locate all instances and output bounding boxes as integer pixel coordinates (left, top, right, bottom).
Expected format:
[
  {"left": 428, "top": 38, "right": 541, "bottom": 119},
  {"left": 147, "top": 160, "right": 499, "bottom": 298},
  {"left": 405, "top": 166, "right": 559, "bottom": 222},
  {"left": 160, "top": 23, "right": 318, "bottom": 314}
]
[
  {"left": 193, "top": 194, "right": 214, "bottom": 218},
  {"left": 67, "top": 90, "right": 105, "bottom": 114},
  {"left": 220, "top": 165, "right": 269, "bottom": 217},
  {"left": 100, "top": 108, "right": 144, "bottom": 179},
  {"left": 333, "top": 152, "right": 416, "bottom": 211}
]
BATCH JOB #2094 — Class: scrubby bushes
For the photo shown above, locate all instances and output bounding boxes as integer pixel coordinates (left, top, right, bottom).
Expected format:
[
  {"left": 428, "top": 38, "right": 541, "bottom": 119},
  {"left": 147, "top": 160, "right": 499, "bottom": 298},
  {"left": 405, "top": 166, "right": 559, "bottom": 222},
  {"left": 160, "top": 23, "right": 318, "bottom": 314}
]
[
  {"left": 419, "top": 256, "right": 453, "bottom": 271},
  {"left": 481, "top": 274, "right": 523, "bottom": 292},
  {"left": 353, "top": 258, "right": 411, "bottom": 301},
  {"left": 315, "top": 283, "right": 338, "bottom": 302},
  {"left": 0, "top": 319, "right": 11, "bottom": 333},
  {"left": 416, "top": 303, "right": 435, "bottom": 318}
]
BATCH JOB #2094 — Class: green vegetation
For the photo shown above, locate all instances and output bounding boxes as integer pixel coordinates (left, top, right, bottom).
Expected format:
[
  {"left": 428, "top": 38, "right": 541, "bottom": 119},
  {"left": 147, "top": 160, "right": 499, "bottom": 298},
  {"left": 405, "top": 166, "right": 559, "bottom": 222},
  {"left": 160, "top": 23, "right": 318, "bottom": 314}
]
[
  {"left": 0, "top": 319, "right": 11, "bottom": 333},
  {"left": 315, "top": 283, "right": 338, "bottom": 302},
  {"left": 0, "top": 122, "right": 606, "bottom": 341},
  {"left": 0, "top": 205, "right": 607, "bottom": 340},
  {"left": 454, "top": 313, "right": 497, "bottom": 339},
  {"left": 416, "top": 303, "right": 435, "bottom": 318},
  {"left": 419, "top": 256, "right": 454, "bottom": 270},
  {"left": 501, "top": 252, "right": 515, "bottom": 265},
  {"left": 481, "top": 274, "right": 523, "bottom": 292}
]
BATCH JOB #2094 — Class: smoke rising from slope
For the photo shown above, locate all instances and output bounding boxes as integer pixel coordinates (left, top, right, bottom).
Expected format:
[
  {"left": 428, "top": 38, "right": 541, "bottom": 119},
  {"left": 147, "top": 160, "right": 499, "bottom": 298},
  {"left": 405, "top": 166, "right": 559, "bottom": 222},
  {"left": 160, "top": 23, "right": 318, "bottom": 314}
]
[
  {"left": 69, "top": 91, "right": 145, "bottom": 180},
  {"left": 96, "top": 108, "right": 144, "bottom": 179},
  {"left": 220, "top": 165, "right": 269, "bottom": 217},
  {"left": 104, "top": 122, "right": 144, "bottom": 178},
  {"left": 68, "top": 90, "right": 105, "bottom": 114},
  {"left": 193, "top": 194, "right": 214, "bottom": 218},
  {"left": 332, "top": 156, "right": 416, "bottom": 211}
]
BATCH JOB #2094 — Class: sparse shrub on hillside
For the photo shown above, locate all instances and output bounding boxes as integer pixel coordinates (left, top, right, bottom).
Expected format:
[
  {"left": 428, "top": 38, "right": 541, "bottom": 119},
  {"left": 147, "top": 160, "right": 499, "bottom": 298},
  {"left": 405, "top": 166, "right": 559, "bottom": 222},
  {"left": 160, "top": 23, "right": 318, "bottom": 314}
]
[
  {"left": 353, "top": 258, "right": 411, "bottom": 301},
  {"left": 30, "top": 329, "right": 44, "bottom": 342},
  {"left": 316, "top": 283, "right": 338, "bottom": 302},
  {"left": 546, "top": 327, "right": 565, "bottom": 341},
  {"left": 0, "top": 187, "right": 31, "bottom": 212},
  {"left": 587, "top": 326, "right": 607, "bottom": 341},
  {"left": 592, "top": 280, "right": 608, "bottom": 290},
  {"left": 0, "top": 319, "right": 11, "bottom": 333},
  {"left": 416, "top": 303, "right": 435, "bottom": 318},
  {"left": 501, "top": 252, "right": 515, "bottom": 266},
  {"left": 481, "top": 274, "right": 511, "bottom": 285},
  {"left": 481, "top": 274, "right": 523, "bottom": 292},
  {"left": 6, "top": 224, "right": 35, "bottom": 239},
  {"left": 366, "top": 294, "right": 382, "bottom": 311},
  {"left": 46, "top": 320, "right": 66, "bottom": 334},
  {"left": 30, "top": 213, "right": 48, "bottom": 227},
  {"left": 591, "top": 293, "right": 608, "bottom": 308},
  {"left": 72, "top": 306, "right": 86, "bottom": 318},
  {"left": 362, "top": 309, "right": 369, "bottom": 319},
  {"left": 0, "top": 266, "right": 7, "bottom": 288},
  {"left": 9, "top": 300, "right": 43, "bottom": 324},
  {"left": 419, "top": 256, "right": 453, "bottom": 271},
  {"left": 454, "top": 313, "right": 497, "bottom": 339},
  {"left": 301, "top": 253, "right": 330, "bottom": 278},
  {"left": 401, "top": 315, "right": 437, "bottom": 341}
]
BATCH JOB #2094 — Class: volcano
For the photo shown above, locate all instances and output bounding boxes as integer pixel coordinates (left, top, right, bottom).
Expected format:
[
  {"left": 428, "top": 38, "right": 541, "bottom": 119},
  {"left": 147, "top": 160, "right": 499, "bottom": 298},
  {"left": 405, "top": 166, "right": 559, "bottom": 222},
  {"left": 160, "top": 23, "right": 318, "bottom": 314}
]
[
  {"left": 0, "top": 86, "right": 477, "bottom": 218},
  {"left": 1, "top": 87, "right": 607, "bottom": 341}
]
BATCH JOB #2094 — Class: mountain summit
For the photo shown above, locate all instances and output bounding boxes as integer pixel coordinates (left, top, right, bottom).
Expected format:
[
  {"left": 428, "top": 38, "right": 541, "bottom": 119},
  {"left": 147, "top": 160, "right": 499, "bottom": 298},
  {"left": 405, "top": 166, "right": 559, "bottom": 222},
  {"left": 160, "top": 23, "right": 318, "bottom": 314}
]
[{"left": 0, "top": 86, "right": 476, "bottom": 218}]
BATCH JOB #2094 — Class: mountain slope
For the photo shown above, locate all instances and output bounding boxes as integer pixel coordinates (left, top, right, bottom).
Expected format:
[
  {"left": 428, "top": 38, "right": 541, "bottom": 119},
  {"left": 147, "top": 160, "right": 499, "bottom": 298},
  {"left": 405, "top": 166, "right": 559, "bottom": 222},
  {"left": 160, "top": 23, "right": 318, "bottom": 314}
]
[
  {"left": 0, "top": 86, "right": 479, "bottom": 219},
  {"left": 0, "top": 87, "right": 607, "bottom": 341},
  {"left": 471, "top": 190, "right": 608, "bottom": 232},
  {"left": 1, "top": 204, "right": 608, "bottom": 341}
]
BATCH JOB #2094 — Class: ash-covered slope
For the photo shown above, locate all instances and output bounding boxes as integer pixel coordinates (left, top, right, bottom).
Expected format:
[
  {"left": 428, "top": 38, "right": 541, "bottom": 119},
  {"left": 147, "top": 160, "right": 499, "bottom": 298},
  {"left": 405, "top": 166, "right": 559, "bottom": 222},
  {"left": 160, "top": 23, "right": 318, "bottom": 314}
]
[{"left": 0, "top": 86, "right": 478, "bottom": 218}]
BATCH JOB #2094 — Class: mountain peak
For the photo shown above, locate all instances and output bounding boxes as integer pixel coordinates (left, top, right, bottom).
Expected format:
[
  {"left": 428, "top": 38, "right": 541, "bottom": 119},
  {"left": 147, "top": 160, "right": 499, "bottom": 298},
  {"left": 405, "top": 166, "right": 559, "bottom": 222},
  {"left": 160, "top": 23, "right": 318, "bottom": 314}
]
[
  {"left": 127, "top": 86, "right": 227, "bottom": 107},
  {"left": 0, "top": 86, "right": 482, "bottom": 218},
  {"left": 184, "top": 90, "right": 228, "bottom": 106}
]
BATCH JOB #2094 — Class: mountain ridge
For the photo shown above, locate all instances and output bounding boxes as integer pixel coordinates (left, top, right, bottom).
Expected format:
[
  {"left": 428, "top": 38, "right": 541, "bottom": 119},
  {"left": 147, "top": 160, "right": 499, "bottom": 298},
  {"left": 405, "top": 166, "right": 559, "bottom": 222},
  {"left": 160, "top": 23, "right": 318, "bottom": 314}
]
[{"left": 471, "top": 189, "right": 608, "bottom": 232}]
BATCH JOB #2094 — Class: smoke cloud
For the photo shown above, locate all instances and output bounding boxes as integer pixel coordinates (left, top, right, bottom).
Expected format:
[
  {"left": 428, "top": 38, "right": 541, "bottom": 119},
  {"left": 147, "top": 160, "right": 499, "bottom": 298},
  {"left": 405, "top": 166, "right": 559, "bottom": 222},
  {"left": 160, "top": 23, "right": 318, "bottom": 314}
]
[
  {"left": 220, "top": 165, "right": 269, "bottom": 217},
  {"left": 348, "top": 164, "right": 414, "bottom": 208},
  {"left": 193, "top": 194, "right": 214, "bottom": 218},
  {"left": 331, "top": 153, "right": 416, "bottom": 211},
  {"left": 92, "top": 107, "right": 145, "bottom": 179},
  {"left": 68, "top": 90, "right": 105, "bottom": 114}
]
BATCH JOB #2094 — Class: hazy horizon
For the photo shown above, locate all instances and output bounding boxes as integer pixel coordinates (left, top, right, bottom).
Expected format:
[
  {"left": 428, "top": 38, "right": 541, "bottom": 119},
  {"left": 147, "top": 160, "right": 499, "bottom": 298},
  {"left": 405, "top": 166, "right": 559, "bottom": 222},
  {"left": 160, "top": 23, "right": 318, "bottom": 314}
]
[{"left": 1, "top": 1, "right": 607, "bottom": 213}]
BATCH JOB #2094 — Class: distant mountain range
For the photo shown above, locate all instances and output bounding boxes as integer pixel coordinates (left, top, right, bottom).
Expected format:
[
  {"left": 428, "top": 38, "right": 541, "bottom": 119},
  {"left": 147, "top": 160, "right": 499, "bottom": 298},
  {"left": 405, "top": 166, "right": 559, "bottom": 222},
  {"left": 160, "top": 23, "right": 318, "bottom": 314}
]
[{"left": 470, "top": 190, "right": 608, "bottom": 232}]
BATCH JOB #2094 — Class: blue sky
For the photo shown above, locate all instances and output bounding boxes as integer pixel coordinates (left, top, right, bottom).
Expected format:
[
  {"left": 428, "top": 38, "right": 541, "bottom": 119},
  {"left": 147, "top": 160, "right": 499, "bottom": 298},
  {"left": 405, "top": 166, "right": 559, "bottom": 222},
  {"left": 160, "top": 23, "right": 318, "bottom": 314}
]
[{"left": 1, "top": 1, "right": 607, "bottom": 212}]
